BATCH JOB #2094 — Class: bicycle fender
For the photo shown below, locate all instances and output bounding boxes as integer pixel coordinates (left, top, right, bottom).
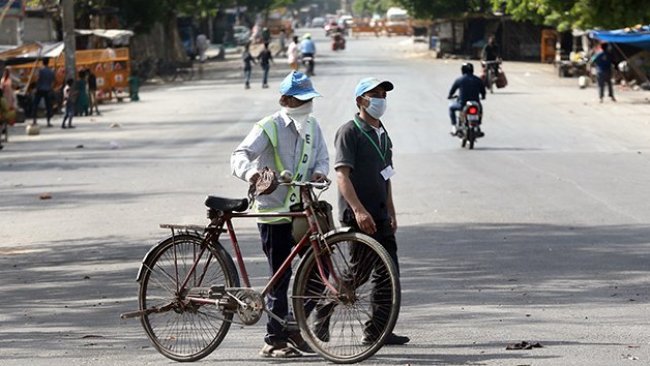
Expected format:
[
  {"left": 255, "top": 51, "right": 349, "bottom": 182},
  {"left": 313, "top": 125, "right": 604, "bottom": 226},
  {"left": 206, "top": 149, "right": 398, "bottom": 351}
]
[{"left": 322, "top": 226, "right": 354, "bottom": 240}]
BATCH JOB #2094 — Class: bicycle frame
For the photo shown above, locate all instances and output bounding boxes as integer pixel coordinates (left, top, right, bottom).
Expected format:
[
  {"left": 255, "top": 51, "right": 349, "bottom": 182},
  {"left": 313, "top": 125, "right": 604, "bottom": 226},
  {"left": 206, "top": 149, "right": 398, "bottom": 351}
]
[{"left": 176, "top": 184, "right": 341, "bottom": 309}]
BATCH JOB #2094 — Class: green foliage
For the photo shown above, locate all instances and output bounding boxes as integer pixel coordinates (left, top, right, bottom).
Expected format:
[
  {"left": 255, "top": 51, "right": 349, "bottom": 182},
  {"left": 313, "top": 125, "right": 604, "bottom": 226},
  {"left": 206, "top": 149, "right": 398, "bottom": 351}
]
[
  {"left": 491, "top": 0, "right": 650, "bottom": 31},
  {"left": 394, "top": 0, "right": 492, "bottom": 19}
]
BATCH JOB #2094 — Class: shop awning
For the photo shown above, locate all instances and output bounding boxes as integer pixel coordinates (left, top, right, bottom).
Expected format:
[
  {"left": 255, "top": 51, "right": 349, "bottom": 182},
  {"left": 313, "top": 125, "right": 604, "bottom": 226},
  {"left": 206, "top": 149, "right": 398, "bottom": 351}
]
[
  {"left": 0, "top": 42, "right": 64, "bottom": 65},
  {"left": 591, "top": 25, "right": 650, "bottom": 50},
  {"left": 75, "top": 29, "right": 134, "bottom": 45}
]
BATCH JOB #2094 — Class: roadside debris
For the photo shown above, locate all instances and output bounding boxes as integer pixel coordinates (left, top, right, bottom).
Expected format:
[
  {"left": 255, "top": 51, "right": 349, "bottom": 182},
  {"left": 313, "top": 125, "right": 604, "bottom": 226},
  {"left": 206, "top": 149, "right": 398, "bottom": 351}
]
[
  {"left": 39, "top": 193, "right": 52, "bottom": 200},
  {"left": 506, "top": 341, "right": 543, "bottom": 350}
]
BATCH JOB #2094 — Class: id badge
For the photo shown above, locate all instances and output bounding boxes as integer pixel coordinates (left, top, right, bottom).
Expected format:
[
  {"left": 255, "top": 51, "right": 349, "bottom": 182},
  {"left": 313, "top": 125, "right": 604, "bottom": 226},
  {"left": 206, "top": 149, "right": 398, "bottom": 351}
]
[{"left": 380, "top": 166, "right": 395, "bottom": 181}]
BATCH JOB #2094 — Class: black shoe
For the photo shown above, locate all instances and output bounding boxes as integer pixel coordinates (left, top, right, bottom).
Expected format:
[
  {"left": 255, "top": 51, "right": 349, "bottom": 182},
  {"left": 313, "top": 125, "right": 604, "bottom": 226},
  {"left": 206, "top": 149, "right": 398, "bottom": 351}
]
[
  {"left": 61, "top": 125, "right": 67, "bottom": 129},
  {"left": 477, "top": 131, "right": 485, "bottom": 138},
  {"left": 67, "top": 125, "right": 75, "bottom": 129},
  {"left": 288, "top": 332, "right": 314, "bottom": 353},
  {"left": 362, "top": 332, "right": 410, "bottom": 346}
]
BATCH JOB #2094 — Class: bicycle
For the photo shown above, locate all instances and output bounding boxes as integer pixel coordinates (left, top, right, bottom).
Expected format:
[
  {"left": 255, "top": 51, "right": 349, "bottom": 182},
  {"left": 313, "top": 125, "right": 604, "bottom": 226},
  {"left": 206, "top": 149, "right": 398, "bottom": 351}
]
[
  {"left": 481, "top": 60, "right": 500, "bottom": 93},
  {"left": 121, "top": 174, "right": 401, "bottom": 364}
]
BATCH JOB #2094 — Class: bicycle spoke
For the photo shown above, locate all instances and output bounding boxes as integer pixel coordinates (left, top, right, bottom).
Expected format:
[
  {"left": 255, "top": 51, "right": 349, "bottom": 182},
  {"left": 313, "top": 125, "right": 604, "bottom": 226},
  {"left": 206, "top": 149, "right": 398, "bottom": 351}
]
[
  {"left": 292, "top": 232, "right": 400, "bottom": 363},
  {"left": 139, "top": 234, "right": 237, "bottom": 361}
]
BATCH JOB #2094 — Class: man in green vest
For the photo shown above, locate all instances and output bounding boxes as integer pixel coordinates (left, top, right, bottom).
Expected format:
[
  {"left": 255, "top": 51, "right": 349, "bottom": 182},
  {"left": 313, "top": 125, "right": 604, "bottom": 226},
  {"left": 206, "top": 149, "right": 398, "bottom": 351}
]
[{"left": 231, "top": 70, "right": 329, "bottom": 358}]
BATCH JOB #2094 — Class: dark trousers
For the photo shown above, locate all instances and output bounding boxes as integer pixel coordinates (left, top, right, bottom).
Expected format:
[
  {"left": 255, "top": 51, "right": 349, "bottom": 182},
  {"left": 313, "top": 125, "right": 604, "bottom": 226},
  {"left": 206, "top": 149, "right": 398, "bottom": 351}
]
[
  {"left": 261, "top": 64, "right": 270, "bottom": 85},
  {"left": 597, "top": 71, "right": 614, "bottom": 99},
  {"left": 258, "top": 222, "right": 294, "bottom": 344},
  {"left": 33, "top": 90, "right": 52, "bottom": 125},
  {"left": 342, "top": 219, "right": 400, "bottom": 337}
]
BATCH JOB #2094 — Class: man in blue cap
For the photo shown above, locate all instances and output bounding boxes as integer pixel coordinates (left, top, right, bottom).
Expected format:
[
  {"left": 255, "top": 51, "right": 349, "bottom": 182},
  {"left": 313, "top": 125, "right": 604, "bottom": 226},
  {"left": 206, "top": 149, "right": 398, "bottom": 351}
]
[
  {"left": 332, "top": 77, "right": 410, "bottom": 345},
  {"left": 231, "top": 70, "right": 329, "bottom": 358}
]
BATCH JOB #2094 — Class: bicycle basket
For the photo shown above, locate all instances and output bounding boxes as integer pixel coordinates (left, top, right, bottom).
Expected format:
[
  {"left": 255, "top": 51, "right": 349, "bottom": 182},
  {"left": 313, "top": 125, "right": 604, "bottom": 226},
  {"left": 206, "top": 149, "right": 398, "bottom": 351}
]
[{"left": 290, "top": 201, "right": 335, "bottom": 244}]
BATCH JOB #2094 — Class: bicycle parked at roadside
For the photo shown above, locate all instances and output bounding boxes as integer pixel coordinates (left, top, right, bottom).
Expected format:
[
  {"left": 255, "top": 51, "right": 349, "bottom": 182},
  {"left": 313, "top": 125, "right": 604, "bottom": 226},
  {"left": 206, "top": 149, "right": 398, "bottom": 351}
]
[{"left": 121, "top": 173, "right": 401, "bottom": 364}]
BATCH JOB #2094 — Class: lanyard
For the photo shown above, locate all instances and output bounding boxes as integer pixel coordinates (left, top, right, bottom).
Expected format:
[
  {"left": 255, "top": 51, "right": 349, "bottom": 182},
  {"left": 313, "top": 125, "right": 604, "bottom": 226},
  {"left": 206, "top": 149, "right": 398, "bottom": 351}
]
[{"left": 353, "top": 115, "right": 387, "bottom": 163}]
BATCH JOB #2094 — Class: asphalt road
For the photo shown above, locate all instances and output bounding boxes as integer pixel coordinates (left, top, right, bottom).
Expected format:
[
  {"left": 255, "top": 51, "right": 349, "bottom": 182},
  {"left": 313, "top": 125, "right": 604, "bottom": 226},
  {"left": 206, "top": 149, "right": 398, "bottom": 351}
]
[{"left": 2, "top": 30, "right": 650, "bottom": 365}]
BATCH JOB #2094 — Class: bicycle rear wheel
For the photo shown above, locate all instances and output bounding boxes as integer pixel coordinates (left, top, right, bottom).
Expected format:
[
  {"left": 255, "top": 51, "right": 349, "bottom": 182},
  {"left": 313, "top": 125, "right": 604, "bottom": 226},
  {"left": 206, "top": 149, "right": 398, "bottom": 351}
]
[
  {"left": 139, "top": 233, "right": 239, "bottom": 362},
  {"left": 292, "top": 232, "right": 400, "bottom": 364}
]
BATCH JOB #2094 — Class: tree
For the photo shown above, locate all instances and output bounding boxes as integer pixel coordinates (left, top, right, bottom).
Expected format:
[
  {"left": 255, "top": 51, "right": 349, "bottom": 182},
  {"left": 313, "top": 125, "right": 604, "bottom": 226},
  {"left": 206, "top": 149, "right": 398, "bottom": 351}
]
[
  {"left": 394, "top": 0, "right": 493, "bottom": 19},
  {"left": 490, "top": 0, "right": 650, "bottom": 31}
]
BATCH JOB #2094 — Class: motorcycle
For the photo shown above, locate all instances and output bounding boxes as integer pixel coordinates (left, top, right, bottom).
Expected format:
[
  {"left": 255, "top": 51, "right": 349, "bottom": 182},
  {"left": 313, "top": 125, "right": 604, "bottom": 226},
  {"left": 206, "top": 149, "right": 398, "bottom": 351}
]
[
  {"left": 450, "top": 96, "right": 483, "bottom": 150},
  {"left": 331, "top": 32, "right": 346, "bottom": 51},
  {"left": 301, "top": 54, "right": 314, "bottom": 76}
]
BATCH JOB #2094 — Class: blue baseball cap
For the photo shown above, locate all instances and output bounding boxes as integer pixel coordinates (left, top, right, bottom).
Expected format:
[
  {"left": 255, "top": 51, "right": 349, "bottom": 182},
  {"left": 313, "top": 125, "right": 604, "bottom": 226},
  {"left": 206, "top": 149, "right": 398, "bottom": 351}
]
[
  {"left": 279, "top": 71, "right": 321, "bottom": 100},
  {"left": 354, "top": 77, "right": 394, "bottom": 97}
]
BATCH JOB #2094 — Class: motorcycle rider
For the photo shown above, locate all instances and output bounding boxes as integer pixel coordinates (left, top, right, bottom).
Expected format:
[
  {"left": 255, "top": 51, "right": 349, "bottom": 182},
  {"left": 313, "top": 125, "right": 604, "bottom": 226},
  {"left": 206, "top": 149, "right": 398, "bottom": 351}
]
[
  {"left": 447, "top": 63, "right": 486, "bottom": 136},
  {"left": 300, "top": 33, "right": 316, "bottom": 75}
]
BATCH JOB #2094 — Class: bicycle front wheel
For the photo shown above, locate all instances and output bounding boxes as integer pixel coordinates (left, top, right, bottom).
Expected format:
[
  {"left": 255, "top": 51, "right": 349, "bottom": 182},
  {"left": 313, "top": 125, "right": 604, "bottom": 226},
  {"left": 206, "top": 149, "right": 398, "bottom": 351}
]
[
  {"left": 139, "top": 233, "right": 239, "bottom": 362},
  {"left": 292, "top": 232, "right": 400, "bottom": 364}
]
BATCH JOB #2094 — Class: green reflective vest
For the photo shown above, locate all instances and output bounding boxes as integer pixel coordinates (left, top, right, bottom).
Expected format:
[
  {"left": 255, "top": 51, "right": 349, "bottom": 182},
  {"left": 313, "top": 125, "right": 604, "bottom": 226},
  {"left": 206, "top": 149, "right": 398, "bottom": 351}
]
[{"left": 254, "top": 116, "right": 315, "bottom": 223}]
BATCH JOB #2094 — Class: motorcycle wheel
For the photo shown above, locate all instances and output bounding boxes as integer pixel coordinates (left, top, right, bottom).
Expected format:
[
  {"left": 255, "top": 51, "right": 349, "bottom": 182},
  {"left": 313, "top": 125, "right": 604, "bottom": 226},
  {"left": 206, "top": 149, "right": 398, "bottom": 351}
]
[{"left": 468, "top": 128, "right": 475, "bottom": 150}]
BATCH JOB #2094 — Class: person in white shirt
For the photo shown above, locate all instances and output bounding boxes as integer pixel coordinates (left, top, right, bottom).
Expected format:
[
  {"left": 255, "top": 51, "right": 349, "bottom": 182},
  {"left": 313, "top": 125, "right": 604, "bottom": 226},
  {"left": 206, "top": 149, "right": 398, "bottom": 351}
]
[
  {"left": 286, "top": 35, "right": 300, "bottom": 70},
  {"left": 231, "top": 70, "right": 329, "bottom": 358}
]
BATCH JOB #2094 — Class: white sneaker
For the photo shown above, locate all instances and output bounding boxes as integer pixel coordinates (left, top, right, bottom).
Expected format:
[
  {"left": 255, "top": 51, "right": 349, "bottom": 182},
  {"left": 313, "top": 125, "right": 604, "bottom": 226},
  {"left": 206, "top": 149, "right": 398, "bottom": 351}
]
[{"left": 450, "top": 125, "right": 458, "bottom": 136}]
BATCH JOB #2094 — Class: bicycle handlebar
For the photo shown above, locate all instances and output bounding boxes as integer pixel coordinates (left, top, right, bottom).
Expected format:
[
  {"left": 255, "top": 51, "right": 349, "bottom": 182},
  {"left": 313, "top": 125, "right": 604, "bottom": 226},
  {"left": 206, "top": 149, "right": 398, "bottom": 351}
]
[{"left": 278, "top": 170, "right": 331, "bottom": 190}]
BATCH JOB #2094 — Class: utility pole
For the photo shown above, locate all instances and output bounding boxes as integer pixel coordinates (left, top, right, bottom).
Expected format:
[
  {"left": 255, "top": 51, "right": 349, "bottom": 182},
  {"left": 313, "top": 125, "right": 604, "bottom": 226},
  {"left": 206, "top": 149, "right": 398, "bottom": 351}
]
[{"left": 62, "top": 0, "right": 76, "bottom": 80}]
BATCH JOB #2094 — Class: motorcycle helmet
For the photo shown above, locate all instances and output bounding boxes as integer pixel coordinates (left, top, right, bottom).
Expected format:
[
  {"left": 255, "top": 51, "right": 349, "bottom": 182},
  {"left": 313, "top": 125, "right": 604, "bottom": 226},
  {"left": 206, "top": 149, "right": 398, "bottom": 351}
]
[
  {"left": 302, "top": 33, "right": 312, "bottom": 40},
  {"left": 461, "top": 62, "right": 474, "bottom": 75}
]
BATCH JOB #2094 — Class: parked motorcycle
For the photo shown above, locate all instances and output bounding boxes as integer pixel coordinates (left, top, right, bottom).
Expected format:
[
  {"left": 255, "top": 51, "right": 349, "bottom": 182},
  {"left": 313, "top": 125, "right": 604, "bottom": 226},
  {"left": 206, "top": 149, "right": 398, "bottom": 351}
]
[{"left": 450, "top": 96, "right": 483, "bottom": 150}]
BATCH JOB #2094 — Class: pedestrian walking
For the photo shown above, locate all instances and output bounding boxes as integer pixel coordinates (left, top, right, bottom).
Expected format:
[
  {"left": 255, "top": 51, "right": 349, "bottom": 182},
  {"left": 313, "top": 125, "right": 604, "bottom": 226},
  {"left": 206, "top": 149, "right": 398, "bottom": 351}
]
[
  {"left": 196, "top": 33, "right": 209, "bottom": 63},
  {"left": 61, "top": 78, "right": 77, "bottom": 129},
  {"left": 287, "top": 35, "right": 299, "bottom": 71},
  {"left": 242, "top": 43, "right": 256, "bottom": 89},
  {"left": 0, "top": 88, "right": 9, "bottom": 150},
  {"left": 87, "top": 69, "right": 101, "bottom": 116},
  {"left": 32, "top": 58, "right": 55, "bottom": 127},
  {"left": 591, "top": 42, "right": 616, "bottom": 103},
  {"left": 75, "top": 70, "right": 89, "bottom": 116},
  {"left": 258, "top": 42, "right": 274, "bottom": 88},
  {"left": 1, "top": 68, "right": 16, "bottom": 110},
  {"left": 333, "top": 77, "right": 410, "bottom": 346},
  {"left": 231, "top": 70, "right": 329, "bottom": 358},
  {"left": 275, "top": 28, "right": 287, "bottom": 57}
]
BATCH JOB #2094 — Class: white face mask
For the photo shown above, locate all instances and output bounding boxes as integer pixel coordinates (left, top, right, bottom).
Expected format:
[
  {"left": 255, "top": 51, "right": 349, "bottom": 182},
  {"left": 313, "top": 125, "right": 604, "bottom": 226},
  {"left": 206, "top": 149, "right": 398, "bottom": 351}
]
[
  {"left": 363, "top": 97, "right": 387, "bottom": 119},
  {"left": 283, "top": 101, "right": 313, "bottom": 137}
]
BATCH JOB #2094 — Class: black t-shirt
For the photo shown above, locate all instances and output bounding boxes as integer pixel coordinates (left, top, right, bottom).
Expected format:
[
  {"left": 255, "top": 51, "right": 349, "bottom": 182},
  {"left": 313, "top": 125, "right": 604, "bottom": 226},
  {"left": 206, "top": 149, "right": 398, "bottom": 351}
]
[
  {"left": 258, "top": 49, "right": 273, "bottom": 67},
  {"left": 482, "top": 43, "right": 500, "bottom": 61},
  {"left": 88, "top": 73, "right": 97, "bottom": 90},
  {"left": 334, "top": 115, "right": 393, "bottom": 223}
]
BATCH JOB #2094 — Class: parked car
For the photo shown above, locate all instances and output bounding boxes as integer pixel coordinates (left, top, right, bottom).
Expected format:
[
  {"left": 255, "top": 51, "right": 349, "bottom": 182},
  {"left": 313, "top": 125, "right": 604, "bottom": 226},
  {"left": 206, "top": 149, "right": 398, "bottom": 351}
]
[
  {"left": 233, "top": 25, "right": 251, "bottom": 45},
  {"left": 311, "top": 17, "right": 325, "bottom": 28}
]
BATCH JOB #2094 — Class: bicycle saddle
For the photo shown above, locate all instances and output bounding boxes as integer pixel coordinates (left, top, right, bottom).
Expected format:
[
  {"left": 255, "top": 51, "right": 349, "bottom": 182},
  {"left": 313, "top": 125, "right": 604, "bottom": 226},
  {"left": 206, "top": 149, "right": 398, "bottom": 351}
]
[{"left": 204, "top": 196, "right": 248, "bottom": 212}]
